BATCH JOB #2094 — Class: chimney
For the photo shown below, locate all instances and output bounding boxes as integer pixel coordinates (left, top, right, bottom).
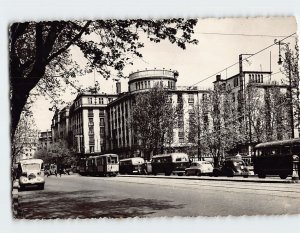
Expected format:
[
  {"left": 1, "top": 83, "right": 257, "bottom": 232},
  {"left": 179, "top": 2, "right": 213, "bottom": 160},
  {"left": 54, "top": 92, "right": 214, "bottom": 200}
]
[
  {"left": 216, "top": 75, "right": 221, "bottom": 81},
  {"left": 116, "top": 81, "right": 121, "bottom": 94}
]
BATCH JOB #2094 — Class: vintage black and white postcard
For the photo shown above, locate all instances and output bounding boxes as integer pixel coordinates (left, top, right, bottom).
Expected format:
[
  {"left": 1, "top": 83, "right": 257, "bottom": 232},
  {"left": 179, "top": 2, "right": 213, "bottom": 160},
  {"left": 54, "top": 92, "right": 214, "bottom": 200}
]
[{"left": 2, "top": 0, "right": 300, "bottom": 232}]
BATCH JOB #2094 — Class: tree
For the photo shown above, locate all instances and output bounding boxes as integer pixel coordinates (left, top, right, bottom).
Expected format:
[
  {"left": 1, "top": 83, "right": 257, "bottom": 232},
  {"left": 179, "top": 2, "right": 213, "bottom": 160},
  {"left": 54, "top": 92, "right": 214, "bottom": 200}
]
[
  {"left": 131, "top": 85, "right": 177, "bottom": 160},
  {"left": 9, "top": 19, "right": 198, "bottom": 141},
  {"left": 245, "top": 84, "right": 291, "bottom": 143},
  {"left": 187, "top": 94, "right": 211, "bottom": 160},
  {"left": 35, "top": 140, "right": 76, "bottom": 166},
  {"left": 11, "top": 109, "right": 38, "bottom": 163},
  {"left": 201, "top": 86, "right": 248, "bottom": 166},
  {"left": 280, "top": 40, "right": 300, "bottom": 137}
]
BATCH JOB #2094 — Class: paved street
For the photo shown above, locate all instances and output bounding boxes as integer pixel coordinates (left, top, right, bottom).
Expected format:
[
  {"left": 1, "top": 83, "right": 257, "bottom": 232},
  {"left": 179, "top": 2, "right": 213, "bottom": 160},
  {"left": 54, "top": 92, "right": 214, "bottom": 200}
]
[{"left": 18, "top": 174, "right": 300, "bottom": 219}]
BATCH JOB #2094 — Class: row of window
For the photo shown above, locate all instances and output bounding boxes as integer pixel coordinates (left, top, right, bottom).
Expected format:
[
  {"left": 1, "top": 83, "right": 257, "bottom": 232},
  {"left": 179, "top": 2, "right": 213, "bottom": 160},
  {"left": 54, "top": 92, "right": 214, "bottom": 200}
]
[
  {"left": 249, "top": 74, "right": 264, "bottom": 83},
  {"left": 135, "top": 80, "right": 151, "bottom": 90},
  {"left": 88, "top": 117, "right": 105, "bottom": 126},
  {"left": 87, "top": 97, "right": 114, "bottom": 105}
]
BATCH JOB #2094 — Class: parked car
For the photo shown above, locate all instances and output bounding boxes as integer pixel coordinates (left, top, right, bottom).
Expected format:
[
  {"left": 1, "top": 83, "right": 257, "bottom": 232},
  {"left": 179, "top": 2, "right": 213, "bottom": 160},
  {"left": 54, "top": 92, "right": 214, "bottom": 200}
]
[
  {"left": 185, "top": 161, "right": 213, "bottom": 176},
  {"left": 213, "top": 159, "right": 250, "bottom": 178},
  {"left": 17, "top": 159, "right": 45, "bottom": 190}
]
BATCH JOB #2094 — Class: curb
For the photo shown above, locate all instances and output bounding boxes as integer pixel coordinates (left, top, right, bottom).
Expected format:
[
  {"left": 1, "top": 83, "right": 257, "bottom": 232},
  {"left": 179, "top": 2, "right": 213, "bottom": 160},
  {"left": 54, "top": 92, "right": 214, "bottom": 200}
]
[{"left": 120, "top": 175, "right": 296, "bottom": 184}]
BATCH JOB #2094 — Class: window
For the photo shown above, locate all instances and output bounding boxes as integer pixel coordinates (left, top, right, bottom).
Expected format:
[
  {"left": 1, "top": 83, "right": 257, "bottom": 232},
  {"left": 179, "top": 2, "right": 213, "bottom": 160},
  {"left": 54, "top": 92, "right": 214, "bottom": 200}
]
[
  {"left": 88, "top": 118, "right": 94, "bottom": 125},
  {"left": 88, "top": 109, "right": 93, "bottom": 117},
  {"left": 88, "top": 126, "right": 94, "bottom": 135},
  {"left": 99, "top": 110, "right": 105, "bottom": 116},
  {"left": 136, "top": 83, "right": 138, "bottom": 90},
  {"left": 89, "top": 136, "right": 95, "bottom": 145},
  {"left": 260, "top": 75, "right": 263, "bottom": 83},
  {"left": 88, "top": 97, "right": 93, "bottom": 104},
  {"left": 141, "top": 82, "right": 144, "bottom": 89},
  {"left": 178, "top": 131, "right": 184, "bottom": 139},
  {"left": 145, "top": 81, "right": 147, "bottom": 88},
  {"left": 100, "top": 118, "right": 105, "bottom": 126},
  {"left": 177, "top": 93, "right": 183, "bottom": 103},
  {"left": 188, "top": 94, "right": 194, "bottom": 103},
  {"left": 148, "top": 81, "right": 150, "bottom": 88},
  {"left": 89, "top": 146, "right": 94, "bottom": 153},
  {"left": 100, "top": 127, "right": 105, "bottom": 136},
  {"left": 108, "top": 97, "right": 112, "bottom": 103},
  {"left": 99, "top": 97, "right": 104, "bottom": 104},
  {"left": 178, "top": 120, "right": 184, "bottom": 128},
  {"left": 232, "top": 93, "right": 235, "bottom": 102},
  {"left": 234, "top": 77, "right": 239, "bottom": 87}
]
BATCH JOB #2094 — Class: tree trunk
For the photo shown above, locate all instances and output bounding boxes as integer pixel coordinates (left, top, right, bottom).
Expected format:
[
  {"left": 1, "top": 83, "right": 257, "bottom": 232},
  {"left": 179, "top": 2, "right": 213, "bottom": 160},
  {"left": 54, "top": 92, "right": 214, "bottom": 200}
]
[{"left": 10, "top": 76, "right": 41, "bottom": 141}]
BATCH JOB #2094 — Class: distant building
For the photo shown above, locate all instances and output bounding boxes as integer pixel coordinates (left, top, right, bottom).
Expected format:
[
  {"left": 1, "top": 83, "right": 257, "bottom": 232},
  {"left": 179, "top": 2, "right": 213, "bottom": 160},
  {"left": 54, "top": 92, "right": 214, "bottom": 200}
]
[
  {"left": 51, "top": 69, "right": 210, "bottom": 159},
  {"left": 52, "top": 92, "right": 118, "bottom": 156},
  {"left": 38, "top": 130, "right": 52, "bottom": 150},
  {"left": 15, "top": 132, "right": 39, "bottom": 162},
  {"left": 213, "top": 54, "right": 299, "bottom": 156}
]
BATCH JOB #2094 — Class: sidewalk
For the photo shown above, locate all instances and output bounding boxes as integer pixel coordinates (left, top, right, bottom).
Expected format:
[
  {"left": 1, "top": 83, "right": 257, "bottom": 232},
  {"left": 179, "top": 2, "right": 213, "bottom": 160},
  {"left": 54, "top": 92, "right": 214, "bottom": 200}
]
[{"left": 120, "top": 174, "right": 297, "bottom": 184}]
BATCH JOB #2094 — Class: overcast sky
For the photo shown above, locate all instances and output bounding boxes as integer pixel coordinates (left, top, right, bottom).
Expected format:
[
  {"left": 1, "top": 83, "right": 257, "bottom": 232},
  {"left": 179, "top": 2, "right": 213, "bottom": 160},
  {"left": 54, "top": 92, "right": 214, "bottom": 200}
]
[{"left": 31, "top": 16, "right": 297, "bottom": 131}]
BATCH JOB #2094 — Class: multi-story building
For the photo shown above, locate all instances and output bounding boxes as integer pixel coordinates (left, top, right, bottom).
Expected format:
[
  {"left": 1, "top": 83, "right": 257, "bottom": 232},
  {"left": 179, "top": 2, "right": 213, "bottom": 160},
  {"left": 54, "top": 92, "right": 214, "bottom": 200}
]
[
  {"left": 38, "top": 130, "right": 52, "bottom": 150},
  {"left": 213, "top": 55, "right": 299, "bottom": 156},
  {"left": 59, "top": 92, "right": 118, "bottom": 156},
  {"left": 15, "top": 132, "right": 39, "bottom": 162},
  {"left": 106, "top": 69, "right": 210, "bottom": 159},
  {"left": 51, "top": 69, "right": 210, "bottom": 160}
]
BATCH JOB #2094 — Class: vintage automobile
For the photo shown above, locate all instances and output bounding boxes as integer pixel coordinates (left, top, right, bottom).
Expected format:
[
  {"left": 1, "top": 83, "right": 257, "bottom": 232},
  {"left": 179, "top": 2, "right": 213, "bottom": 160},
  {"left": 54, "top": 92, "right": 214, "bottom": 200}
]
[
  {"left": 17, "top": 159, "right": 45, "bottom": 190},
  {"left": 151, "top": 153, "right": 190, "bottom": 176},
  {"left": 213, "top": 159, "right": 250, "bottom": 178},
  {"left": 185, "top": 161, "right": 213, "bottom": 176}
]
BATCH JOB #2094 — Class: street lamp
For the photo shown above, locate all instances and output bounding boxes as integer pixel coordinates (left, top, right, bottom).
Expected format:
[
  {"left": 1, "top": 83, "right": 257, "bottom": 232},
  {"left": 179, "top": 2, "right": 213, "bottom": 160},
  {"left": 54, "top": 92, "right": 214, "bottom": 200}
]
[{"left": 274, "top": 39, "right": 294, "bottom": 138}]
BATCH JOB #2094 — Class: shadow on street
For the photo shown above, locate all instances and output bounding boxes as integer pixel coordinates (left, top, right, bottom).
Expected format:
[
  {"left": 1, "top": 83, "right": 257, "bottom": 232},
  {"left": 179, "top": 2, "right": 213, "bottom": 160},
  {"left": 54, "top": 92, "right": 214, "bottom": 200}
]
[{"left": 18, "top": 190, "right": 185, "bottom": 219}]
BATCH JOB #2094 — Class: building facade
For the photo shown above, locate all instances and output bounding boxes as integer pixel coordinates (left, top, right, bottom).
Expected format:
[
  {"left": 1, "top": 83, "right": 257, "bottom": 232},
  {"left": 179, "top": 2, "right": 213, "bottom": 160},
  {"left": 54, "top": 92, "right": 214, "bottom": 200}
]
[
  {"left": 106, "top": 69, "right": 210, "bottom": 159},
  {"left": 51, "top": 92, "right": 119, "bottom": 156},
  {"left": 38, "top": 130, "right": 52, "bottom": 150},
  {"left": 212, "top": 55, "right": 299, "bottom": 156},
  {"left": 51, "top": 69, "right": 210, "bottom": 159}
]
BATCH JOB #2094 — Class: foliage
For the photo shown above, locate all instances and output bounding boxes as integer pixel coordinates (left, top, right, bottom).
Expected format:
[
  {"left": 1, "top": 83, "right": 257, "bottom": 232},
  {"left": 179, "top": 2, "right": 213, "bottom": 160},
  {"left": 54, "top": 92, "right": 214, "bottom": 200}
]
[
  {"left": 280, "top": 40, "right": 300, "bottom": 133},
  {"left": 131, "top": 85, "right": 177, "bottom": 160},
  {"left": 245, "top": 85, "right": 291, "bottom": 142},
  {"left": 11, "top": 108, "right": 38, "bottom": 163},
  {"left": 9, "top": 19, "right": 198, "bottom": 141},
  {"left": 35, "top": 140, "right": 76, "bottom": 166}
]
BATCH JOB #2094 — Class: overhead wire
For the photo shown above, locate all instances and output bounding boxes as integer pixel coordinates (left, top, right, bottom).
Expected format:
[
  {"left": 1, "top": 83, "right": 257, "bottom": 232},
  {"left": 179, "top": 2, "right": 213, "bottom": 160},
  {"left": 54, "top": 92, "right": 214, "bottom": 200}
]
[{"left": 188, "top": 32, "right": 296, "bottom": 88}]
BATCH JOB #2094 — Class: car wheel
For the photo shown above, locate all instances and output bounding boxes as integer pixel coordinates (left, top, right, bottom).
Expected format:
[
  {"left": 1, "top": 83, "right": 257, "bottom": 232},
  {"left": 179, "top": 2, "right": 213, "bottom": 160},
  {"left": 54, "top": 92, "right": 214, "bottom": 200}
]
[
  {"left": 213, "top": 170, "right": 219, "bottom": 177},
  {"left": 258, "top": 173, "right": 266, "bottom": 178},
  {"left": 243, "top": 175, "right": 249, "bottom": 178},
  {"left": 196, "top": 170, "right": 201, "bottom": 176},
  {"left": 279, "top": 173, "right": 288, "bottom": 179},
  {"left": 185, "top": 171, "right": 189, "bottom": 176},
  {"left": 177, "top": 173, "right": 183, "bottom": 176},
  {"left": 165, "top": 172, "right": 171, "bottom": 176},
  {"left": 38, "top": 184, "right": 44, "bottom": 190},
  {"left": 227, "top": 169, "right": 234, "bottom": 177}
]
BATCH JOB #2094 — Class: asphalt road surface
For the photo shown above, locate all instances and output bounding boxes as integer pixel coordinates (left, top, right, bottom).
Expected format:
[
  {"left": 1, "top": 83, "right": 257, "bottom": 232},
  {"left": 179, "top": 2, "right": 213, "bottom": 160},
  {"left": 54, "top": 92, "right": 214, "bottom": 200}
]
[{"left": 18, "top": 174, "right": 300, "bottom": 219}]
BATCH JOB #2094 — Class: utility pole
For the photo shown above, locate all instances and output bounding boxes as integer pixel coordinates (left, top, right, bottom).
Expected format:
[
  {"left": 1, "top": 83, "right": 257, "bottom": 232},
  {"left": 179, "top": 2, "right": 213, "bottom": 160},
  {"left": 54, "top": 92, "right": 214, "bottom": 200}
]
[
  {"left": 288, "top": 57, "right": 295, "bottom": 138},
  {"left": 197, "top": 107, "right": 201, "bottom": 161}
]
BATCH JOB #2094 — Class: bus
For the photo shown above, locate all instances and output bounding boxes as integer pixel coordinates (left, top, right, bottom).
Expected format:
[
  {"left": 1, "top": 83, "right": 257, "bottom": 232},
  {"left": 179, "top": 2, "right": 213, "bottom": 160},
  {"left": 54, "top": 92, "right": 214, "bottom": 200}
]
[
  {"left": 253, "top": 138, "right": 300, "bottom": 179},
  {"left": 119, "top": 157, "right": 145, "bottom": 175},
  {"left": 151, "top": 153, "right": 190, "bottom": 176},
  {"left": 86, "top": 154, "right": 119, "bottom": 176},
  {"left": 17, "top": 159, "right": 45, "bottom": 190}
]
